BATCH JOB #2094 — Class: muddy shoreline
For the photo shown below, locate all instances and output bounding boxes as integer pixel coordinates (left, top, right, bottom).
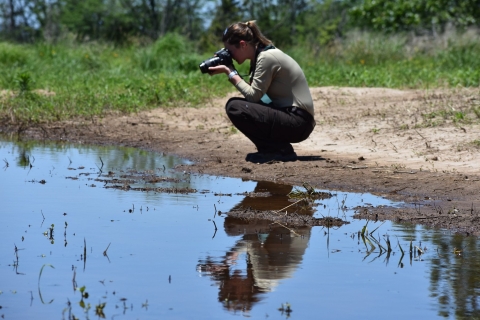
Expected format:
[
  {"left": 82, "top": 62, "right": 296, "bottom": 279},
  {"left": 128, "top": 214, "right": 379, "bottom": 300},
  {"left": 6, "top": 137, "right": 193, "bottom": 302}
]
[{"left": 2, "top": 87, "right": 480, "bottom": 235}]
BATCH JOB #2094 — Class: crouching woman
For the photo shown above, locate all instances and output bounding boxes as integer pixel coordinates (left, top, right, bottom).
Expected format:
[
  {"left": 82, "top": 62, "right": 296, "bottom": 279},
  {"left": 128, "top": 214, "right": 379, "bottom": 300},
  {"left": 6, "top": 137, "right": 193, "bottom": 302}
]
[{"left": 208, "top": 20, "right": 316, "bottom": 163}]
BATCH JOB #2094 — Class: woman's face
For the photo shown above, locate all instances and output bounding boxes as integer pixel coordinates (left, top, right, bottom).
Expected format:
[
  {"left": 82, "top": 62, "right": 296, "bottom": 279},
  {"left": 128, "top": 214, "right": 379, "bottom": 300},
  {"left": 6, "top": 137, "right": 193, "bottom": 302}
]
[{"left": 224, "top": 41, "right": 254, "bottom": 65}]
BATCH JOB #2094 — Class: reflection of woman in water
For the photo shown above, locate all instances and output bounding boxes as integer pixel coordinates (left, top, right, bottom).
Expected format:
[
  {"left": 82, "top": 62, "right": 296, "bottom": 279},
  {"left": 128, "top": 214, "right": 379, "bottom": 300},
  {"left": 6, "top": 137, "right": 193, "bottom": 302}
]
[
  {"left": 198, "top": 222, "right": 311, "bottom": 312},
  {"left": 197, "top": 181, "right": 313, "bottom": 312}
]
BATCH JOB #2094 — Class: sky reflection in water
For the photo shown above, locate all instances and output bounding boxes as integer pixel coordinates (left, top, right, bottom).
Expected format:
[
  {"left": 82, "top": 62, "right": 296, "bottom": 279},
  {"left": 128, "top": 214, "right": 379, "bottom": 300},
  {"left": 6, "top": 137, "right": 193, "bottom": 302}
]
[{"left": 0, "top": 139, "right": 479, "bottom": 319}]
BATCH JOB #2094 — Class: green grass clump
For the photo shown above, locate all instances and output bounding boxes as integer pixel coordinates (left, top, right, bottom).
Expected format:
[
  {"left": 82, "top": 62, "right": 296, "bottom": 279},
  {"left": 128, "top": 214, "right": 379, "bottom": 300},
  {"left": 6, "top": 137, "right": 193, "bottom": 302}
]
[{"left": 0, "top": 42, "right": 30, "bottom": 66}]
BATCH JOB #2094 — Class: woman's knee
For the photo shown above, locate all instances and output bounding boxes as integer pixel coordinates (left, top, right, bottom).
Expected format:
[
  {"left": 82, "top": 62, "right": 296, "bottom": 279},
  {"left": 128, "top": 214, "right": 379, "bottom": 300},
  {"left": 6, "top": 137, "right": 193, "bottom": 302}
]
[
  {"left": 295, "top": 121, "right": 316, "bottom": 142},
  {"left": 225, "top": 97, "right": 246, "bottom": 116}
]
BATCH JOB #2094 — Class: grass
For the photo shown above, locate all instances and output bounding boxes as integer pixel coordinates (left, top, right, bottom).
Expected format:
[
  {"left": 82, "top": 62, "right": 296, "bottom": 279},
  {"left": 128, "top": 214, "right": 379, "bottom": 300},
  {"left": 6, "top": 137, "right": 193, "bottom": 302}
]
[
  {"left": 0, "top": 29, "right": 479, "bottom": 124},
  {"left": 0, "top": 36, "right": 235, "bottom": 123},
  {"left": 291, "top": 29, "right": 480, "bottom": 88}
]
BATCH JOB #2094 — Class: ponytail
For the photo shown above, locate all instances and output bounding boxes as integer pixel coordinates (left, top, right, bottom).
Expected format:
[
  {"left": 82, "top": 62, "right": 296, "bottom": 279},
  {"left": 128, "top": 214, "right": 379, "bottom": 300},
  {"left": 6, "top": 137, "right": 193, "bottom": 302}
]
[{"left": 222, "top": 20, "right": 273, "bottom": 47}]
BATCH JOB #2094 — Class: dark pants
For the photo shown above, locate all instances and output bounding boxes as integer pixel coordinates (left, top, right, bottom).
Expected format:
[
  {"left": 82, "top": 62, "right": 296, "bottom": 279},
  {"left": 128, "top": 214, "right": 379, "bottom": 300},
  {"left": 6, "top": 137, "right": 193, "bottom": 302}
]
[{"left": 225, "top": 97, "right": 316, "bottom": 154}]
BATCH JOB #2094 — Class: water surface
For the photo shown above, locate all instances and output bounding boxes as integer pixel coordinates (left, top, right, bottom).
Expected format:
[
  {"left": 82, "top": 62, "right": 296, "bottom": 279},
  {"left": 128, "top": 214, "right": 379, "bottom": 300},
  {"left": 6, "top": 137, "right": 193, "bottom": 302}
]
[{"left": 0, "top": 139, "right": 478, "bottom": 319}]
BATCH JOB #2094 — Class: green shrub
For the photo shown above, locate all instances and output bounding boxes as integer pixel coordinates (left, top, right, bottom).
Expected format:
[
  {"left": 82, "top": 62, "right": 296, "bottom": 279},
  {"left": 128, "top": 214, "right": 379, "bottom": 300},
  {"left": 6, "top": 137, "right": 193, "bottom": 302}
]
[
  {"left": 135, "top": 34, "right": 203, "bottom": 73},
  {"left": 0, "top": 42, "right": 29, "bottom": 66}
]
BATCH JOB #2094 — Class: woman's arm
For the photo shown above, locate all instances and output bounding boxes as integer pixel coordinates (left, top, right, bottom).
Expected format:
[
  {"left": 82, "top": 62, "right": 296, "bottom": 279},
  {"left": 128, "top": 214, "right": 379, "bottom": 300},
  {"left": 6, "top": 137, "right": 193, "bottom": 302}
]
[
  {"left": 208, "top": 65, "right": 242, "bottom": 85},
  {"left": 208, "top": 52, "right": 278, "bottom": 102},
  {"left": 235, "top": 53, "right": 277, "bottom": 102}
]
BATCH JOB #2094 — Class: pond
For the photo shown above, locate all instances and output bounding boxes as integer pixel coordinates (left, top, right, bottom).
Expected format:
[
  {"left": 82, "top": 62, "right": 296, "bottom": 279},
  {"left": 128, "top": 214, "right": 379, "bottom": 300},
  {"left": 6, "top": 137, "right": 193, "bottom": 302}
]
[{"left": 1, "top": 138, "right": 479, "bottom": 319}]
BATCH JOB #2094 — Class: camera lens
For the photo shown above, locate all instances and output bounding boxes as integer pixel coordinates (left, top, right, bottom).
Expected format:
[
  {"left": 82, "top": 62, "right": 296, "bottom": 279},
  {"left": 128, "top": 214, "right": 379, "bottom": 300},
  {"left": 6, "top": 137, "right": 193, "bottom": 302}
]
[{"left": 199, "top": 57, "right": 221, "bottom": 73}]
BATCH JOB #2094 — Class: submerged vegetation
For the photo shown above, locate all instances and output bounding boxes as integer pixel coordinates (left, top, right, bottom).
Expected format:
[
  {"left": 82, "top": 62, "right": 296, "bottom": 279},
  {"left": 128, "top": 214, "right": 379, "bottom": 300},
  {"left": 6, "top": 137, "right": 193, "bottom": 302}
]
[{"left": 0, "top": 29, "right": 479, "bottom": 124}]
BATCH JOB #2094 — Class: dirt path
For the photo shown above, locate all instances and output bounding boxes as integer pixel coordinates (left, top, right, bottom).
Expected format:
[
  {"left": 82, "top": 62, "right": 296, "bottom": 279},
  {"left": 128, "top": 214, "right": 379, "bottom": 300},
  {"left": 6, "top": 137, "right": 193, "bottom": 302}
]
[{"left": 2, "top": 87, "right": 480, "bottom": 234}]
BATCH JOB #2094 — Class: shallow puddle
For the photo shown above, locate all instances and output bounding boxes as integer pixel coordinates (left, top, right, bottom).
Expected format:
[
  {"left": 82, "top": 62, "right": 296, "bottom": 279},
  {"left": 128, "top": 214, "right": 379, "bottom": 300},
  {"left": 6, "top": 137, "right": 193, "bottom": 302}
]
[{"left": 1, "top": 139, "right": 479, "bottom": 319}]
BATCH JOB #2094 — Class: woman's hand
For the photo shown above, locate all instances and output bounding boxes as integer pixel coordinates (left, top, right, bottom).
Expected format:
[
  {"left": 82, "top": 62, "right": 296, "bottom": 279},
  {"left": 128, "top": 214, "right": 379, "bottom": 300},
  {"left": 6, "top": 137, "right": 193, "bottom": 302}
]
[{"left": 208, "top": 65, "right": 232, "bottom": 76}]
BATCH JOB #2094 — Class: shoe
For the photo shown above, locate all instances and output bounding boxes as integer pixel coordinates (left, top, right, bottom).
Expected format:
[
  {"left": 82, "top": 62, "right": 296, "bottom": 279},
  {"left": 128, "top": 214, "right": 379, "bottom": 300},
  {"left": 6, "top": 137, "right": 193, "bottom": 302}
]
[{"left": 245, "top": 152, "right": 297, "bottom": 164}]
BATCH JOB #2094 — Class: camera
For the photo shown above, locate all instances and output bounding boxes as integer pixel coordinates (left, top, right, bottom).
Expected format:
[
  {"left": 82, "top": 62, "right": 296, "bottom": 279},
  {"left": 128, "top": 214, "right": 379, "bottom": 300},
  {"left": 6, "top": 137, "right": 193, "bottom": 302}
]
[{"left": 199, "top": 48, "right": 233, "bottom": 73}]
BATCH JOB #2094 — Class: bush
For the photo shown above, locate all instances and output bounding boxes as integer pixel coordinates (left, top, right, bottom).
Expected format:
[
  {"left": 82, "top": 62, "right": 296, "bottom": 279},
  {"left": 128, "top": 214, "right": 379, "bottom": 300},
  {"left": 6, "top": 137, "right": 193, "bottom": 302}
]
[
  {"left": 0, "top": 42, "right": 29, "bottom": 66},
  {"left": 136, "top": 33, "right": 202, "bottom": 73}
]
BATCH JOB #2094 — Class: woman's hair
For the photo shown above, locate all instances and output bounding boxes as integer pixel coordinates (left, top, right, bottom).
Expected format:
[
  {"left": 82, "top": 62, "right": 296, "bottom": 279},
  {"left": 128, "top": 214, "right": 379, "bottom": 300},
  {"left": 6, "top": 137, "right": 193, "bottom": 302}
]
[{"left": 222, "top": 20, "right": 273, "bottom": 48}]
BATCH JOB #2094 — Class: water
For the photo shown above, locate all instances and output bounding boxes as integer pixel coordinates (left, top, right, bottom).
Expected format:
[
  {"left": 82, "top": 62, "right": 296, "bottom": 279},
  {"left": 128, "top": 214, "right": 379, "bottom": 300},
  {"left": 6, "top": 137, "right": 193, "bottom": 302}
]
[{"left": 0, "top": 139, "right": 479, "bottom": 319}]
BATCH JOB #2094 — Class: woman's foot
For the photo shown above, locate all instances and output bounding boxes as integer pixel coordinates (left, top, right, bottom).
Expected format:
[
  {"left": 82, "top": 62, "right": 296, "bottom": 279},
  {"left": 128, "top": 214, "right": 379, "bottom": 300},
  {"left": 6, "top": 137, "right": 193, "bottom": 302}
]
[{"left": 245, "top": 151, "right": 297, "bottom": 163}]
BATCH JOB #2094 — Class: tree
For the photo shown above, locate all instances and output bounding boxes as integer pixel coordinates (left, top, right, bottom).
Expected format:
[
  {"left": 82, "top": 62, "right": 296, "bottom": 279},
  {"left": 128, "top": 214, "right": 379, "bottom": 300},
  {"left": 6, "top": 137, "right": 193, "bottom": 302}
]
[
  {"left": 349, "top": 0, "right": 480, "bottom": 33},
  {"left": 30, "top": 0, "right": 62, "bottom": 41},
  {"left": 199, "top": 0, "right": 242, "bottom": 52},
  {"left": 0, "top": 0, "right": 42, "bottom": 41},
  {"left": 297, "top": 0, "right": 350, "bottom": 52}
]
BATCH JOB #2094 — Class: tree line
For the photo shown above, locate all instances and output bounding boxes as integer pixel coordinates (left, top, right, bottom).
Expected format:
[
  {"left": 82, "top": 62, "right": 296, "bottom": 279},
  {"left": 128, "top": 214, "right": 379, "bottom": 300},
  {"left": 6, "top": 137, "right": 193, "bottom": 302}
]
[{"left": 1, "top": 0, "right": 480, "bottom": 50}]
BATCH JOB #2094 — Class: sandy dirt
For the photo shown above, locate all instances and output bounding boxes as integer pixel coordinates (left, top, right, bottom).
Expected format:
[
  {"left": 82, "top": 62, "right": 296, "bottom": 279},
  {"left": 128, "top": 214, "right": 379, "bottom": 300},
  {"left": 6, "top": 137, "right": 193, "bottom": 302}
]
[{"left": 2, "top": 86, "right": 480, "bottom": 234}]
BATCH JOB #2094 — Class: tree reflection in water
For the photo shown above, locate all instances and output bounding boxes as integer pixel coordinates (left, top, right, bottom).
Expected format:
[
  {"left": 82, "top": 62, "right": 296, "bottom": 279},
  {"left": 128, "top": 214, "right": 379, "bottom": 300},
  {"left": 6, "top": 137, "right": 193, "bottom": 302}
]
[
  {"left": 197, "top": 181, "right": 318, "bottom": 313},
  {"left": 427, "top": 232, "right": 480, "bottom": 318}
]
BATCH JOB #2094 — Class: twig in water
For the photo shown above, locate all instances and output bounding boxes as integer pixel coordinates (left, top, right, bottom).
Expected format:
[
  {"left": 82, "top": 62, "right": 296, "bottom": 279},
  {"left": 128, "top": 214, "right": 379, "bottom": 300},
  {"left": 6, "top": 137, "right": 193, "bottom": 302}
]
[
  {"left": 96, "top": 156, "right": 104, "bottom": 173},
  {"left": 370, "top": 221, "right": 385, "bottom": 235},
  {"left": 103, "top": 243, "right": 111, "bottom": 263},
  {"left": 38, "top": 264, "right": 55, "bottom": 304},
  {"left": 415, "top": 245, "right": 424, "bottom": 255},
  {"left": 83, "top": 238, "right": 87, "bottom": 271},
  {"left": 361, "top": 220, "right": 369, "bottom": 236},
  {"left": 396, "top": 237, "right": 404, "bottom": 255},
  {"left": 271, "top": 221, "right": 300, "bottom": 236},
  {"left": 212, "top": 220, "right": 218, "bottom": 239},
  {"left": 72, "top": 266, "right": 77, "bottom": 291},
  {"left": 273, "top": 198, "right": 304, "bottom": 214},
  {"left": 103, "top": 243, "right": 111, "bottom": 256},
  {"left": 385, "top": 235, "right": 392, "bottom": 252}
]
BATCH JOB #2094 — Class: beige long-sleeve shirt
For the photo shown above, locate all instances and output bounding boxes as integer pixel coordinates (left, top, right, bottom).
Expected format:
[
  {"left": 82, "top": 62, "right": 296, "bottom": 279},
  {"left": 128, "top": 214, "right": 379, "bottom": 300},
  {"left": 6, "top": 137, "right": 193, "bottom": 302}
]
[{"left": 234, "top": 48, "right": 314, "bottom": 117}]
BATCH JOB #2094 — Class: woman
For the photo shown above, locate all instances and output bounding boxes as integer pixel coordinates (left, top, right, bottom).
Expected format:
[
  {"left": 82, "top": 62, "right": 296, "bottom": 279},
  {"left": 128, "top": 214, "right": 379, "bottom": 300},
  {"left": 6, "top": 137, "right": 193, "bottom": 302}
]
[{"left": 208, "top": 20, "right": 315, "bottom": 163}]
